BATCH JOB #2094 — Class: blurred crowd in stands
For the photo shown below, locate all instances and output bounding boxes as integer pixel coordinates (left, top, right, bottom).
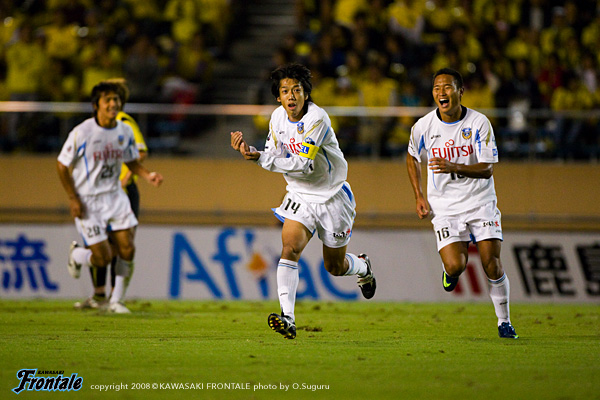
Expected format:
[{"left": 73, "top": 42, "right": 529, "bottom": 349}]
[
  {"left": 1, "top": 0, "right": 599, "bottom": 160},
  {"left": 255, "top": 0, "right": 600, "bottom": 159},
  {"left": 0, "top": 0, "right": 238, "bottom": 104},
  {"left": 0, "top": 0, "right": 240, "bottom": 152}
]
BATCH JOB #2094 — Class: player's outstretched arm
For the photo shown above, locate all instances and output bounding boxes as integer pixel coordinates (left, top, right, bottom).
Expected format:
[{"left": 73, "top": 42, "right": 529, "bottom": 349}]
[{"left": 125, "top": 160, "right": 163, "bottom": 187}]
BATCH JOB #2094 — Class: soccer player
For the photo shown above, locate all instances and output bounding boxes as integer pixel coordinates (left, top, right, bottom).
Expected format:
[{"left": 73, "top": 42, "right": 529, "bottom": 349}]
[
  {"left": 57, "top": 81, "right": 163, "bottom": 313},
  {"left": 73, "top": 78, "right": 148, "bottom": 310},
  {"left": 406, "top": 68, "right": 518, "bottom": 339},
  {"left": 230, "top": 63, "right": 376, "bottom": 339}
]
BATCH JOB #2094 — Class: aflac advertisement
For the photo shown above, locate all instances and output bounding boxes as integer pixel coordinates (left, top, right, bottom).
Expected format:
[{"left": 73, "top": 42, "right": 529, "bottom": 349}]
[{"left": 1, "top": 224, "right": 599, "bottom": 303}]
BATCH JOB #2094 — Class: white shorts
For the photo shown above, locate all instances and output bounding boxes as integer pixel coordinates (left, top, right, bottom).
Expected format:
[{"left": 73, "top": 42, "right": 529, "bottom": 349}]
[
  {"left": 274, "top": 183, "right": 356, "bottom": 248},
  {"left": 431, "top": 200, "right": 503, "bottom": 251},
  {"left": 75, "top": 190, "right": 138, "bottom": 246}
]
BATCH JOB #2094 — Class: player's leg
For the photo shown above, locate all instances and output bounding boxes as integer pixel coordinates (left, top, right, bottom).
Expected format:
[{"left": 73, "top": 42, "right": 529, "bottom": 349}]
[
  {"left": 322, "top": 244, "right": 376, "bottom": 299},
  {"left": 322, "top": 244, "right": 349, "bottom": 276},
  {"left": 477, "top": 239, "right": 517, "bottom": 338},
  {"left": 318, "top": 183, "right": 376, "bottom": 298},
  {"left": 79, "top": 241, "right": 112, "bottom": 308},
  {"left": 68, "top": 212, "right": 113, "bottom": 276},
  {"left": 268, "top": 220, "right": 311, "bottom": 339},
  {"left": 68, "top": 201, "right": 112, "bottom": 308},
  {"left": 106, "top": 227, "right": 135, "bottom": 313},
  {"left": 433, "top": 213, "right": 471, "bottom": 292},
  {"left": 99, "top": 190, "right": 138, "bottom": 313},
  {"left": 438, "top": 241, "right": 469, "bottom": 292},
  {"left": 279, "top": 220, "right": 311, "bottom": 307},
  {"left": 108, "top": 183, "right": 140, "bottom": 300},
  {"left": 73, "top": 264, "right": 108, "bottom": 310},
  {"left": 469, "top": 201, "right": 517, "bottom": 337}
]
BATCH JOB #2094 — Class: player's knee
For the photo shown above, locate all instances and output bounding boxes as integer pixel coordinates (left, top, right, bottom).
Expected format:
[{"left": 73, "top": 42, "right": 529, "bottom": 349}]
[
  {"left": 444, "top": 261, "right": 466, "bottom": 277},
  {"left": 90, "top": 253, "right": 111, "bottom": 268},
  {"left": 118, "top": 242, "right": 136, "bottom": 261},
  {"left": 281, "top": 244, "right": 302, "bottom": 260},
  {"left": 483, "top": 258, "right": 503, "bottom": 280}
]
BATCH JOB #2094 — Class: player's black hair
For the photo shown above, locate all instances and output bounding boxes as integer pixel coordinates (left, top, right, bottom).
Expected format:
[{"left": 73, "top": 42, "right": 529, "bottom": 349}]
[
  {"left": 90, "top": 81, "right": 122, "bottom": 111},
  {"left": 270, "top": 63, "right": 313, "bottom": 101},
  {"left": 433, "top": 68, "right": 464, "bottom": 89},
  {"left": 105, "top": 78, "right": 130, "bottom": 106}
]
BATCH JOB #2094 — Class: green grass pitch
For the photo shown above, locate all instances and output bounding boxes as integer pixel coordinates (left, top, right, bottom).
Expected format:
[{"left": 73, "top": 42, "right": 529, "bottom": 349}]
[{"left": 1, "top": 300, "right": 598, "bottom": 400}]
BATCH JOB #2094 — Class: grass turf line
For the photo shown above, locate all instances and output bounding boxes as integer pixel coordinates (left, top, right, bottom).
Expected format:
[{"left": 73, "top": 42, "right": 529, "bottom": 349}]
[{"left": 0, "top": 300, "right": 598, "bottom": 400}]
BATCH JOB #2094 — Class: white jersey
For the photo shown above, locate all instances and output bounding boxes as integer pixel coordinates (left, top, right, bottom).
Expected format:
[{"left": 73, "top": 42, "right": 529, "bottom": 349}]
[
  {"left": 254, "top": 102, "right": 348, "bottom": 203},
  {"left": 408, "top": 106, "right": 499, "bottom": 216},
  {"left": 58, "top": 117, "right": 139, "bottom": 196}
]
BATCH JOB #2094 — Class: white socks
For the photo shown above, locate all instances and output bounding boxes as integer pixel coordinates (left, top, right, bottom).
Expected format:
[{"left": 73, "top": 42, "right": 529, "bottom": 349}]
[
  {"left": 277, "top": 259, "right": 299, "bottom": 322},
  {"left": 488, "top": 273, "right": 511, "bottom": 326},
  {"left": 72, "top": 247, "right": 92, "bottom": 267},
  {"left": 110, "top": 257, "right": 134, "bottom": 304},
  {"left": 343, "top": 253, "right": 368, "bottom": 277}
]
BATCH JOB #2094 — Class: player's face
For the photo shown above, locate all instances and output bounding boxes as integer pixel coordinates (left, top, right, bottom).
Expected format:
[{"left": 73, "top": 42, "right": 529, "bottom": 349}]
[
  {"left": 94, "top": 91, "right": 121, "bottom": 128},
  {"left": 432, "top": 74, "right": 463, "bottom": 122},
  {"left": 277, "top": 78, "right": 307, "bottom": 122}
]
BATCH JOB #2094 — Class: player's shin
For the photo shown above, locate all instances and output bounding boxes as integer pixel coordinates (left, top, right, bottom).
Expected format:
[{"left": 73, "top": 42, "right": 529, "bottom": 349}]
[
  {"left": 110, "top": 257, "right": 134, "bottom": 304},
  {"left": 488, "top": 273, "right": 511, "bottom": 325},
  {"left": 277, "top": 259, "right": 299, "bottom": 322}
]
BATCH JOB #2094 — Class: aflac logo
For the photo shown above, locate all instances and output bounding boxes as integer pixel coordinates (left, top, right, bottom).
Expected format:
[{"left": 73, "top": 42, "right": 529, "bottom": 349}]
[
  {"left": 169, "top": 229, "right": 358, "bottom": 300},
  {"left": 12, "top": 369, "right": 83, "bottom": 394}
]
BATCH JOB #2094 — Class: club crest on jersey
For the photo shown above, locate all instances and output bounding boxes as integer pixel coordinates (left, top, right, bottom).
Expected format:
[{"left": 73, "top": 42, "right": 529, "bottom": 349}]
[
  {"left": 461, "top": 128, "right": 472, "bottom": 140},
  {"left": 118, "top": 135, "right": 124, "bottom": 145},
  {"left": 297, "top": 122, "right": 304, "bottom": 134}
]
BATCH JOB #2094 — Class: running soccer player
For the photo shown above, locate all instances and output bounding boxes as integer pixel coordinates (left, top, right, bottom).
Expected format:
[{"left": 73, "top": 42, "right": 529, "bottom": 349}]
[
  {"left": 73, "top": 78, "right": 148, "bottom": 310},
  {"left": 57, "top": 81, "right": 163, "bottom": 314},
  {"left": 406, "top": 68, "right": 518, "bottom": 339},
  {"left": 230, "top": 63, "right": 376, "bottom": 339}
]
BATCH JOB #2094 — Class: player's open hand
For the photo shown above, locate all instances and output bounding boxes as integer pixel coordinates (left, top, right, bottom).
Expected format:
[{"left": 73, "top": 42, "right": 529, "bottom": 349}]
[
  {"left": 428, "top": 157, "right": 456, "bottom": 174},
  {"left": 147, "top": 172, "right": 163, "bottom": 187}
]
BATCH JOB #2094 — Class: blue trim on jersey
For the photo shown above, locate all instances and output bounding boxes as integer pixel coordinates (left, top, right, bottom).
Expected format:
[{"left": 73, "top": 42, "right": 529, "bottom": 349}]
[
  {"left": 76, "top": 141, "right": 90, "bottom": 182},
  {"left": 418, "top": 134, "right": 425, "bottom": 154},
  {"left": 319, "top": 126, "right": 330, "bottom": 146},
  {"left": 475, "top": 129, "right": 482, "bottom": 155},
  {"left": 127, "top": 136, "right": 136, "bottom": 158},
  {"left": 273, "top": 207, "right": 316, "bottom": 235},
  {"left": 272, "top": 208, "right": 285, "bottom": 223},
  {"left": 322, "top": 148, "right": 332, "bottom": 174},
  {"left": 342, "top": 183, "right": 353, "bottom": 202}
]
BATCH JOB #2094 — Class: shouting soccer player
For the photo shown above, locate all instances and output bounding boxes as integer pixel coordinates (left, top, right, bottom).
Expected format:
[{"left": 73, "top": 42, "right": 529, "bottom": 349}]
[
  {"left": 230, "top": 63, "right": 376, "bottom": 339},
  {"left": 406, "top": 68, "right": 518, "bottom": 339}
]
